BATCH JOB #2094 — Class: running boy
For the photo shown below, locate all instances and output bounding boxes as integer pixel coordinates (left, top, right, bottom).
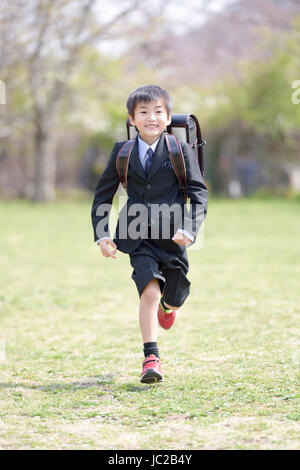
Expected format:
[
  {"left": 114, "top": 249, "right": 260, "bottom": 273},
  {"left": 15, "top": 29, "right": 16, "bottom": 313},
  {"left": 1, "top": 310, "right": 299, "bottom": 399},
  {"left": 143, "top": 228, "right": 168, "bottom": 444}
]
[{"left": 91, "top": 85, "right": 208, "bottom": 383}]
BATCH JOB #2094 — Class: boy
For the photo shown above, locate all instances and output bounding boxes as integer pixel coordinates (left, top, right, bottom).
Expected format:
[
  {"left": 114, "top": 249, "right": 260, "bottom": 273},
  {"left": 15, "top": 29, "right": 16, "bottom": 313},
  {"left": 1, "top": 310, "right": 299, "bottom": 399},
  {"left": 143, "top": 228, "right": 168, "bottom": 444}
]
[{"left": 91, "top": 85, "right": 208, "bottom": 383}]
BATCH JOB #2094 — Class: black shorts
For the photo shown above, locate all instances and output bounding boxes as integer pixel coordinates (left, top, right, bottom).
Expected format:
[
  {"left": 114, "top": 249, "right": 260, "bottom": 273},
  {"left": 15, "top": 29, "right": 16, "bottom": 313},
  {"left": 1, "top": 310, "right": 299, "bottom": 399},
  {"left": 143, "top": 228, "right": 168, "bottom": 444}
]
[{"left": 129, "top": 239, "right": 190, "bottom": 307}]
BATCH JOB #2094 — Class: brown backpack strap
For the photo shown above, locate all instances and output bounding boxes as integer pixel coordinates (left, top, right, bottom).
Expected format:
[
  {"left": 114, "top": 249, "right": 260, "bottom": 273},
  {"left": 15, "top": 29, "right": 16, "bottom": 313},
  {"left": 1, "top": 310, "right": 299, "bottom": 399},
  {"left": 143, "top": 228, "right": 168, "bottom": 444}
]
[
  {"left": 164, "top": 132, "right": 187, "bottom": 203},
  {"left": 116, "top": 139, "right": 135, "bottom": 191}
]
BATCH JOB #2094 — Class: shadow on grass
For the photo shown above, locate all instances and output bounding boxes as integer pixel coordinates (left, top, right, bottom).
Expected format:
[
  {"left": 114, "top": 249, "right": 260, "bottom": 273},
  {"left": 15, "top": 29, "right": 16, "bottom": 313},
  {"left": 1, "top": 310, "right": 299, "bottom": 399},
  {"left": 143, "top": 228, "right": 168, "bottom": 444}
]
[
  {"left": 120, "top": 383, "right": 157, "bottom": 392},
  {"left": 0, "top": 375, "right": 114, "bottom": 392},
  {"left": 0, "top": 377, "right": 156, "bottom": 393}
]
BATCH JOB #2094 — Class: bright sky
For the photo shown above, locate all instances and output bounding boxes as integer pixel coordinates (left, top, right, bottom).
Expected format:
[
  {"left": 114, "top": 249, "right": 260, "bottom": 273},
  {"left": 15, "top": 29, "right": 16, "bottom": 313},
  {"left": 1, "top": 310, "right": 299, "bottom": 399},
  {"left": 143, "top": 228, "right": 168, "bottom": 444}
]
[
  {"left": 164, "top": 0, "right": 237, "bottom": 33},
  {"left": 96, "top": 0, "right": 237, "bottom": 56}
]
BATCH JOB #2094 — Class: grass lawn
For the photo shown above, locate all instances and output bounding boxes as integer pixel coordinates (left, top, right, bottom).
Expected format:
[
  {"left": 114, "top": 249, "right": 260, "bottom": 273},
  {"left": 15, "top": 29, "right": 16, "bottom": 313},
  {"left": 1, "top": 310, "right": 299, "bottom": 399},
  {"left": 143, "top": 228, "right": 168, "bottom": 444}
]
[{"left": 0, "top": 197, "right": 299, "bottom": 450}]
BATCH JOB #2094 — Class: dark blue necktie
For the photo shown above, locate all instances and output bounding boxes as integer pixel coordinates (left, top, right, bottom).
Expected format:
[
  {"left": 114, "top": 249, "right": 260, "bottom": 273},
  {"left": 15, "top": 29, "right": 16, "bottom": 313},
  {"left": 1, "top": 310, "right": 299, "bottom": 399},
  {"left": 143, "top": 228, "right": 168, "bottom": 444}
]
[{"left": 144, "top": 147, "right": 154, "bottom": 178}]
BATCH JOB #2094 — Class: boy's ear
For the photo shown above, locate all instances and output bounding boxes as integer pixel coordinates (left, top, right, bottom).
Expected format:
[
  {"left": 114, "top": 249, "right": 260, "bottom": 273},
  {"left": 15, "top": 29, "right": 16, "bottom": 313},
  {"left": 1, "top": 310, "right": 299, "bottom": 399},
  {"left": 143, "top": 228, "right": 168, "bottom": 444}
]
[
  {"left": 128, "top": 114, "right": 135, "bottom": 126},
  {"left": 166, "top": 114, "right": 172, "bottom": 126}
]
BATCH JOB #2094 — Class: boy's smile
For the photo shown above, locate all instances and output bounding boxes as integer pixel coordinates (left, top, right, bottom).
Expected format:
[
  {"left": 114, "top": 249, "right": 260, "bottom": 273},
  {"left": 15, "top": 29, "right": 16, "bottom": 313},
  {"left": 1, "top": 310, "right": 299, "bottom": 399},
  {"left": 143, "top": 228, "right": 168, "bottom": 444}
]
[{"left": 129, "top": 98, "right": 171, "bottom": 145}]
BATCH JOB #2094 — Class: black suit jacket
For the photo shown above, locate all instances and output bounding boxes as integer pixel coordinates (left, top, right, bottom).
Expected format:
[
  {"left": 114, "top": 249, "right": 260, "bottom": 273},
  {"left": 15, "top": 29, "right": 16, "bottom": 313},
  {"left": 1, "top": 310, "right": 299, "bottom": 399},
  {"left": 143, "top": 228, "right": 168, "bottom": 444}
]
[{"left": 91, "top": 133, "right": 208, "bottom": 254}]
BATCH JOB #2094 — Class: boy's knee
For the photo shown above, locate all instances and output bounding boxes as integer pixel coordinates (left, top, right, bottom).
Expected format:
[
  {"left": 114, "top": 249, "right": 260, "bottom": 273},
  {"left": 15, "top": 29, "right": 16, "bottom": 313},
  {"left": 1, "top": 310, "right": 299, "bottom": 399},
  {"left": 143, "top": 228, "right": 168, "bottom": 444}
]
[{"left": 141, "top": 279, "right": 161, "bottom": 303}]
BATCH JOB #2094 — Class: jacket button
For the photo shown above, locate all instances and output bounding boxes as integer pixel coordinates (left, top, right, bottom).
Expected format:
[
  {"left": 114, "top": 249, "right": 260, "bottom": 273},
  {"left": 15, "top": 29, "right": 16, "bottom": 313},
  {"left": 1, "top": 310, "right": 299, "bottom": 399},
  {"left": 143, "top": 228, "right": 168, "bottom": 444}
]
[
  {"left": 146, "top": 184, "right": 151, "bottom": 190},
  {"left": 146, "top": 202, "right": 151, "bottom": 207}
]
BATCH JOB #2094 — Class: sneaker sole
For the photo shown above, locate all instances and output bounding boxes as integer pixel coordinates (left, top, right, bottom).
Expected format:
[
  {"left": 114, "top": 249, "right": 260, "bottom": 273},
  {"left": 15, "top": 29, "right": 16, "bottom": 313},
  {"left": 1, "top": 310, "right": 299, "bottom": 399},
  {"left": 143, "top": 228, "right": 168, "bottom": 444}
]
[
  {"left": 158, "top": 321, "right": 174, "bottom": 330},
  {"left": 140, "top": 368, "right": 164, "bottom": 384}
]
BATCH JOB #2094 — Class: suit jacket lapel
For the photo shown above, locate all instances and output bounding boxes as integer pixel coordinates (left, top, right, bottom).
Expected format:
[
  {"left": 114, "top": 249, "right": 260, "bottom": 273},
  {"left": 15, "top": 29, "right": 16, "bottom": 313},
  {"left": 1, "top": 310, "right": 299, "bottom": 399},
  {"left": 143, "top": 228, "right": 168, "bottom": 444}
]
[
  {"left": 147, "top": 133, "right": 169, "bottom": 181},
  {"left": 129, "top": 136, "right": 146, "bottom": 181}
]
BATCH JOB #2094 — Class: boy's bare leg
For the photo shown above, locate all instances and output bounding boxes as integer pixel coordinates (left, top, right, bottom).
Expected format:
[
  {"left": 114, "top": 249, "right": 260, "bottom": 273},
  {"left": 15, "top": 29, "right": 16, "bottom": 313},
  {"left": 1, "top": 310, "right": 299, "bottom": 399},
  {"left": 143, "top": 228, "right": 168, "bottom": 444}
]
[
  {"left": 139, "top": 278, "right": 161, "bottom": 343},
  {"left": 163, "top": 302, "right": 180, "bottom": 310},
  {"left": 139, "top": 278, "right": 164, "bottom": 383}
]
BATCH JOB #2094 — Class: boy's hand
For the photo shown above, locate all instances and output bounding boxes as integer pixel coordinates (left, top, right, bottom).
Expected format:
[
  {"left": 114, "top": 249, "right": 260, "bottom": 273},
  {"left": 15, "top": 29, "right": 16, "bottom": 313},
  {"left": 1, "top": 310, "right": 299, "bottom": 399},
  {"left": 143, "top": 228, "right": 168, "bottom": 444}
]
[
  {"left": 172, "top": 231, "right": 192, "bottom": 247},
  {"left": 99, "top": 238, "right": 117, "bottom": 259}
]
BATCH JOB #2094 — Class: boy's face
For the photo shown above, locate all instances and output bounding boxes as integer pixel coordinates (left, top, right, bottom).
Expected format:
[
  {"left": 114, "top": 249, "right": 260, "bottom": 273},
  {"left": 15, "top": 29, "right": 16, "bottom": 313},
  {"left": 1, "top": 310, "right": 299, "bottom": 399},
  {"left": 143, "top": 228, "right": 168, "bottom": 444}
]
[{"left": 129, "top": 98, "right": 171, "bottom": 145}]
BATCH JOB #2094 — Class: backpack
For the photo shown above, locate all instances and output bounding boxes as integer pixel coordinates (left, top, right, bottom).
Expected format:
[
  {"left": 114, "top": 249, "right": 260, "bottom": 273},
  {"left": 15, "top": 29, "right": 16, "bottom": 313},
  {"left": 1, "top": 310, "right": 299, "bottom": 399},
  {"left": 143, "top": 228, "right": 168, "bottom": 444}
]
[{"left": 116, "top": 114, "right": 206, "bottom": 202}]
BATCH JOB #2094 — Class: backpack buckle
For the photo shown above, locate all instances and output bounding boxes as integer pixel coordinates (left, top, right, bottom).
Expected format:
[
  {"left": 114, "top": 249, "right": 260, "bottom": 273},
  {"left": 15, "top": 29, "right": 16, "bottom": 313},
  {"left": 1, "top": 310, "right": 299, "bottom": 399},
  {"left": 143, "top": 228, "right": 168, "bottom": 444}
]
[{"left": 191, "top": 140, "right": 206, "bottom": 148}]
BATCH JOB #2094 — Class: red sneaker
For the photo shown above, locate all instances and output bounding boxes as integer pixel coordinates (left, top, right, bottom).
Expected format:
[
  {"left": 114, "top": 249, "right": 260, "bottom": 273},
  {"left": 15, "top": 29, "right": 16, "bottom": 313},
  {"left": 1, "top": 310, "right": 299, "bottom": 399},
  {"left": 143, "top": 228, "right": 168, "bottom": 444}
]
[
  {"left": 140, "top": 354, "right": 164, "bottom": 383},
  {"left": 158, "top": 301, "right": 176, "bottom": 330}
]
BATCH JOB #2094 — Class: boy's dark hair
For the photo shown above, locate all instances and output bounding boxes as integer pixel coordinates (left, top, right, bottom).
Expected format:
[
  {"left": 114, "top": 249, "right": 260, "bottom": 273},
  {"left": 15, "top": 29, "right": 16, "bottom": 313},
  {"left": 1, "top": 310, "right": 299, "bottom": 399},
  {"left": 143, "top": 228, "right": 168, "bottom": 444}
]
[{"left": 126, "top": 84, "right": 172, "bottom": 117}]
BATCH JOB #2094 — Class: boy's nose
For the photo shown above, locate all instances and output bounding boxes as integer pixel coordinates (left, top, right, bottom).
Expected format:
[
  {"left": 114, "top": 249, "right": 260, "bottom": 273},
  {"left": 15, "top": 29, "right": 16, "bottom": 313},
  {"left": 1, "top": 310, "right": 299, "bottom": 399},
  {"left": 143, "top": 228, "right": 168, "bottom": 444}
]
[{"left": 148, "top": 112, "right": 156, "bottom": 119}]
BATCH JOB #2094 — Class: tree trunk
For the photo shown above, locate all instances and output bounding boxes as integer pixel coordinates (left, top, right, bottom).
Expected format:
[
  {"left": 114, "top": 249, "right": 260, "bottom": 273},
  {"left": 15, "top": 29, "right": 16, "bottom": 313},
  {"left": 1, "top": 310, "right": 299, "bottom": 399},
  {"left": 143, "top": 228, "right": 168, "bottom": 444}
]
[{"left": 32, "top": 124, "right": 57, "bottom": 202}]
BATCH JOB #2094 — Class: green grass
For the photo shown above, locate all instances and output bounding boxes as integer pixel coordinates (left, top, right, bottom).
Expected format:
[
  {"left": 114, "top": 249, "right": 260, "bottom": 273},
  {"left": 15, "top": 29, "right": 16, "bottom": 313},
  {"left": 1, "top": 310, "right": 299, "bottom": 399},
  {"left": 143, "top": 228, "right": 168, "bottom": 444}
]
[{"left": 0, "top": 197, "right": 299, "bottom": 449}]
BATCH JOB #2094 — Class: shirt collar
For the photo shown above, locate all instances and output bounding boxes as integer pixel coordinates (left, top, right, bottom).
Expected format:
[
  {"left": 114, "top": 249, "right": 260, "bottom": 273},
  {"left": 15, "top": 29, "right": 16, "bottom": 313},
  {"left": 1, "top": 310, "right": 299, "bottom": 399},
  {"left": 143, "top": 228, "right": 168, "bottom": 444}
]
[{"left": 138, "top": 135, "right": 160, "bottom": 160}]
